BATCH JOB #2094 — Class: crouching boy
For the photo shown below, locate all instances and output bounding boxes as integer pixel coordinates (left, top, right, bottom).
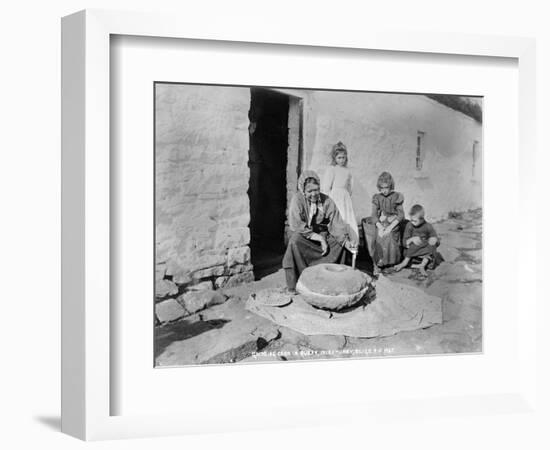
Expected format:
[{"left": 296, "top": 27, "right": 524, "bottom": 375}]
[{"left": 394, "top": 204, "right": 439, "bottom": 275}]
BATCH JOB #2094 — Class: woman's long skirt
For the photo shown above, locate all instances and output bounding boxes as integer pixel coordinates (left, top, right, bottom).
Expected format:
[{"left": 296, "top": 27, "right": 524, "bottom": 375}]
[{"left": 282, "top": 231, "right": 346, "bottom": 290}]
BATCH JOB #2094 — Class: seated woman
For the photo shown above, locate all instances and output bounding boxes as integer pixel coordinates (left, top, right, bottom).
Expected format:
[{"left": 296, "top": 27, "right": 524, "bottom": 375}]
[{"left": 282, "top": 170, "right": 358, "bottom": 292}]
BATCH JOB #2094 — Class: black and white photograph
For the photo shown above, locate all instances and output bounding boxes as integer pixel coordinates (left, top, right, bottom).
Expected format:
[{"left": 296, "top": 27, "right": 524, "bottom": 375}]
[{"left": 153, "top": 83, "right": 483, "bottom": 367}]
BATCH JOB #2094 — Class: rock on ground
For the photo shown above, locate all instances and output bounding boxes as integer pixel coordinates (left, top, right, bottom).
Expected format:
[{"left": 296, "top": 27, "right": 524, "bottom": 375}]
[
  {"left": 188, "top": 280, "right": 213, "bottom": 291},
  {"left": 156, "top": 299, "right": 187, "bottom": 323},
  {"left": 177, "top": 289, "right": 227, "bottom": 316},
  {"left": 155, "top": 297, "right": 280, "bottom": 366},
  {"left": 155, "top": 279, "right": 179, "bottom": 299}
]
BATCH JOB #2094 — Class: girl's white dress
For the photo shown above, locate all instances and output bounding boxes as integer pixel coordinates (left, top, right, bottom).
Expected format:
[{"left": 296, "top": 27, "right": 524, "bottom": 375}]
[{"left": 321, "top": 165, "right": 359, "bottom": 243}]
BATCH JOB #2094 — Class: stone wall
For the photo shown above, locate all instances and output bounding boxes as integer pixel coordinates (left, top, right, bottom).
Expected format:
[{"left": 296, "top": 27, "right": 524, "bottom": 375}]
[{"left": 155, "top": 84, "right": 253, "bottom": 293}]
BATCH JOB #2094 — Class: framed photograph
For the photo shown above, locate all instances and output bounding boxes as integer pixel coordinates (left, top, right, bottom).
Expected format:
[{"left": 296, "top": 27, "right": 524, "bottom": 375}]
[{"left": 62, "top": 9, "right": 538, "bottom": 440}]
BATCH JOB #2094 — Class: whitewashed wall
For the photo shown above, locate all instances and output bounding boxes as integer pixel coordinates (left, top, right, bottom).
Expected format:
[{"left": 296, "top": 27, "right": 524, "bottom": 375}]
[
  {"left": 302, "top": 91, "right": 483, "bottom": 223},
  {"left": 155, "top": 84, "right": 253, "bottom": 287}
]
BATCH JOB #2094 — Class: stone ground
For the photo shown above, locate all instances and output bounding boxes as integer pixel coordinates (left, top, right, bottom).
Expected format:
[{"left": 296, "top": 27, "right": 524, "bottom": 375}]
[{"left": 155, "top": 209, "right": 482, "bottom": 366}]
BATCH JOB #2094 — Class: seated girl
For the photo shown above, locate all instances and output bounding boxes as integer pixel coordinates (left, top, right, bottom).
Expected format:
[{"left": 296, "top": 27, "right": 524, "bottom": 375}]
[
  {"left": 362, "top": 171, "right": 404, "bottom": 273},
  {"left": 395, "top": 204, "right": 439, "bottom": 275}
]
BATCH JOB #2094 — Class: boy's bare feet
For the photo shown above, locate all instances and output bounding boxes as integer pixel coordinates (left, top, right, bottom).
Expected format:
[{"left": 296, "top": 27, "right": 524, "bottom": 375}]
[
  {"left": 412, "top": 258, "right": 429, "bottom": 276},
  {"left": 394, "top": 257, "right": 410, "bottom": 272},
  {"left": 394, "top": 264, "right": 405, "bottom": 272}
]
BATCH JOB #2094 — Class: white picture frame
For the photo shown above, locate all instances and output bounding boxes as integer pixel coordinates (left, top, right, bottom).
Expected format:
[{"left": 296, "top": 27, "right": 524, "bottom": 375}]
[{"left": 61, "top": 9, "right": 538, "bottom": 441}]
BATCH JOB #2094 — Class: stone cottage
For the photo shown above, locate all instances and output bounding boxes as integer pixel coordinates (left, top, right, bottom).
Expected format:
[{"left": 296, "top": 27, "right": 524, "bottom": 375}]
[{"left": 155, "top": 84, "right": 482, "bottom": 292}]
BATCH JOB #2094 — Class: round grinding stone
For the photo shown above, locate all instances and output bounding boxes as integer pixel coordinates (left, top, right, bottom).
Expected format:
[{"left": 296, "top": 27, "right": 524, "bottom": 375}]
[{"left": 296, "top": 263, "right": 372, "bottom": 310}]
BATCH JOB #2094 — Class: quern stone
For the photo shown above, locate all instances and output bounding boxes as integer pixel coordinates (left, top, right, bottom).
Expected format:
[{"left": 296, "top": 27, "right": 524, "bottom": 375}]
[{"left": 296, "top": 264, "right": 372, "bottom": 311}]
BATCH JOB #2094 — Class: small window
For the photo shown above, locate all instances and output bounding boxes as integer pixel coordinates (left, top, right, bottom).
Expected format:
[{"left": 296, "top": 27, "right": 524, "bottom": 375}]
[
  {"left": 416, "top": 131, "right": 425, "bottom": 170},
  {"left": 472, "top": 140, "right": 480, "bottom": 176}
]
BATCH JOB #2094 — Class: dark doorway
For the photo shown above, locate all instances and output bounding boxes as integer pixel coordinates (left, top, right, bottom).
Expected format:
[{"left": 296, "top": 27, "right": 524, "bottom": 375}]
[{"left": 248, "top": 88, "right": 290, "bottom": 279}]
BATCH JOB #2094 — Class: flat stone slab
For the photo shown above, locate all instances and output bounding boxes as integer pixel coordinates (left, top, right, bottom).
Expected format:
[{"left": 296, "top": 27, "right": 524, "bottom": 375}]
[
  {"left": 155, "top": 297, "right": 280, "bottom": 366},
  {"left": 155, "top": 299, "right": 187, "bottom": 323},
  {"left": 437, "top": 245, "right": 461, "bottom": 263},
  {"left": 444, "top": 283, "right": 483, "bottom": 324},
  {"left": 463, "top": 249, "right": 482, "bottom": 262},
  {"left": 176, "top": 289, "right": 227, "bottom": 315},
  {"left": 246, "top": 275, "right": 442, "bottom": 338},
  {"left": 155, "top": 279, "right": 179, "bottom": 299},
  {"left": 438, "top": 261, "right": 482, "bottom": 283},
  {"left": 438, "top": 232, "right": 480, "bottom": 250}
]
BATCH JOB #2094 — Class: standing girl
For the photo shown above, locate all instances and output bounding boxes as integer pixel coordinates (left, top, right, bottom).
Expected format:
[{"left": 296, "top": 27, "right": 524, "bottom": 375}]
[
  {"left": 364, "top": 171, "right": 404, "bottom": 273},
  {"left": 321, "top": 141, "right": 359, "bottom": 243}
]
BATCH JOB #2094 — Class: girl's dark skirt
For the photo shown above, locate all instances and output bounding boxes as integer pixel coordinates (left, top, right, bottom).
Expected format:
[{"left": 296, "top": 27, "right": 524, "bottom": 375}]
[
  {"left": 362, "top": 218, "right": 402, "bottom": 267},
  {"left": 282, "top": 232, "right": 346, "bottom": 289}
]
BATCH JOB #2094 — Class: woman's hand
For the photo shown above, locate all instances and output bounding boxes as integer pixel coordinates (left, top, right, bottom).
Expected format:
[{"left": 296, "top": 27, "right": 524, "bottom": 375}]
[
  {"left": 320, "top": 237, "right": 329, "bottom": 256},
  {"left": 428, "top": 237, "right": 438, "bottom": 246},
  {"left": 344, "top": 239, "right": 358, "bottom": 254},
  {"left": 309, "top": 232, "right": 328, "bottom": 255},
  {"left": 409, "top": 236, "right": 422, "bottom": 246}
]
